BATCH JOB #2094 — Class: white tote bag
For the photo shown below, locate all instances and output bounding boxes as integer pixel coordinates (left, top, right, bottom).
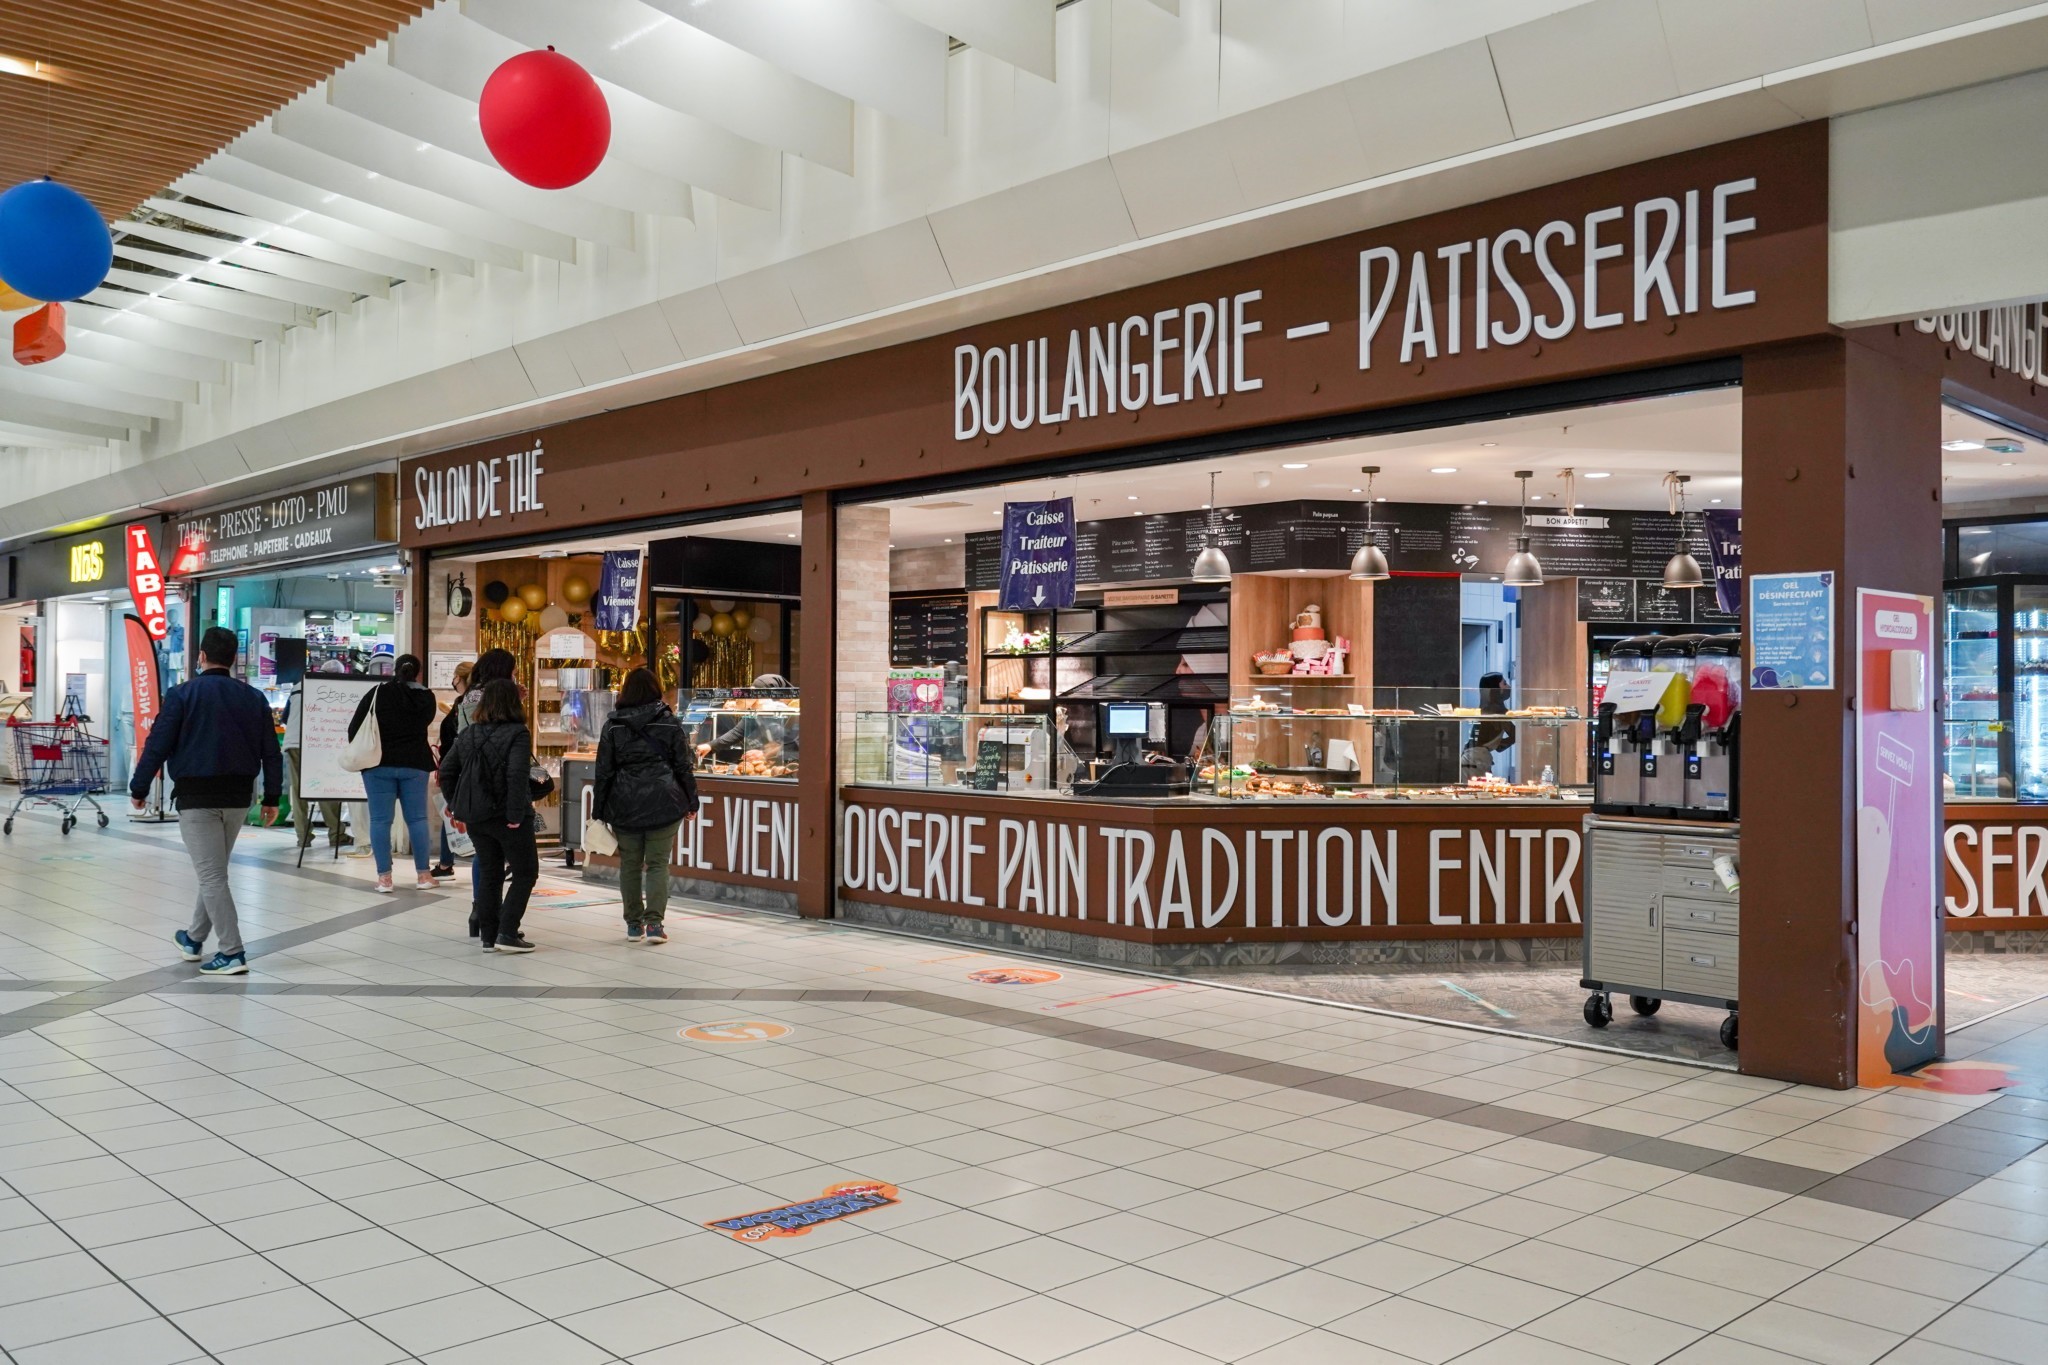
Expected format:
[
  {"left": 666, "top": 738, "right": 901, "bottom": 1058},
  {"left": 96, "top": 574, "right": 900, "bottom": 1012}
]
[
  {"left": 339, "top": 693, "right": 383, "bottom": 772},
  {"left": 584, "top": 818, "right": 618, "bottom": 856}
]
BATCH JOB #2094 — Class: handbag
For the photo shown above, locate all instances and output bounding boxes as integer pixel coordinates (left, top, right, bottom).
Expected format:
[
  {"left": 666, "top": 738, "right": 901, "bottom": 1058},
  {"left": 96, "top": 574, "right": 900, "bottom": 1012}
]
[
  {"left": 339, "top": 692, "right": 382, "bottom": 772},
  {"left": 528, "top": 762, "right": 556, "bottom": 800},
  {"left": 584, "top": 818, "right": 618, "bottom": 856}
]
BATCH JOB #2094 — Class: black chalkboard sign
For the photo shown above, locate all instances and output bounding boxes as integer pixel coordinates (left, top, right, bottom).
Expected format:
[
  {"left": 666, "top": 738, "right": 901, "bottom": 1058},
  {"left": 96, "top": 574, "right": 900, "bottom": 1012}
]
[
  {"left": 1633, "top": 583, "right": 1693, "bottom": 624},
  {"left": 891, "top": 594, "right": 971, "bottom": 667},
  {"left": 1577, "top": 578, "right": 1638, "bottom": 622},
  {"left": 966, "top": 739, "right": 1006, "bottom": 791}
]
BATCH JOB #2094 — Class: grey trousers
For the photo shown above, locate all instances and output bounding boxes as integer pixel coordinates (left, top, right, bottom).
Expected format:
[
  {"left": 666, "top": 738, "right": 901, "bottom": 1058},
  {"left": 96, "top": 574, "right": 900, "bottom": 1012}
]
[{"left": 180, "top": 806, "right": 247, "bottom": 955}]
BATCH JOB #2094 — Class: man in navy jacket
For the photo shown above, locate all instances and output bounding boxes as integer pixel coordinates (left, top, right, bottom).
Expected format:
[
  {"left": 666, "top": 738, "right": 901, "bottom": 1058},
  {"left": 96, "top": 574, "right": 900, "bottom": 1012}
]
[{"left": 130, "top": 627, "right": 282, "bottom": 975}]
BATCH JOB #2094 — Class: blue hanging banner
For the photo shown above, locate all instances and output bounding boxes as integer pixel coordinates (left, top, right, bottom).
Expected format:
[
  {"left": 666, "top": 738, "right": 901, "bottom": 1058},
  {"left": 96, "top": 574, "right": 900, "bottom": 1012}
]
[
  {"left": 999, "top": 498, "right": 1077, "bottom": 611},
  {"left": 594, "top": 550, "right": 642, "bottom": 630},
  {"left": 1703, "top": 508, "right": 1742, "bottom": 615}
]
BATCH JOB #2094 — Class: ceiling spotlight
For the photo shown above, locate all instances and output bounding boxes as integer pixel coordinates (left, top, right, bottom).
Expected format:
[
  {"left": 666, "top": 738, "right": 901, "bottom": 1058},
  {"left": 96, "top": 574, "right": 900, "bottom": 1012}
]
[
  {"left": 1502, "top": 471, "right": 1543, "bottom": 588},
  {"left": 1662, "top": 473, "right": 1704, "bottom": 590},
  {"left": 1942, "top": 439, "right": 1985, "bottom": 452},
  {"left": 1281, "top": 462, "right": 1308, "bottom": 470},
  {"left": 1987, "top": 438, "right": 2026, "bottom": 454},
  {"left": 1126, "top": 494, "right": 1138, "bottom": 501},
  {"left": 1192, "top": 471, "right": 1232, "bottom": 583},
  {"left": 1430, "top": 467, "right": 1457, "bottom": 474},
  {"left": 1349, "top": 467, "right": 1390, "bottom": 581},
  {"left": 1480, "top": 442, "right": 1498, "bottom": 448},
  {"left": 1584, "top": 471, "right": 1611, "bottom": 479},
  {"left": 1254, "top": 471, "right": 1273, "bottom": 490}
]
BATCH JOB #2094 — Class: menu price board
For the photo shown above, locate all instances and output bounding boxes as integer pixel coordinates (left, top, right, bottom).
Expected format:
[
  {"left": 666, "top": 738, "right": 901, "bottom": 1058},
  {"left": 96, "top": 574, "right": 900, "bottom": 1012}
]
[
  {"left": 891, "top": 595, "right": 970, "bottom": 666},
  {"left": 1577, "top": 578, "right": 1638, "bottom": 622}
]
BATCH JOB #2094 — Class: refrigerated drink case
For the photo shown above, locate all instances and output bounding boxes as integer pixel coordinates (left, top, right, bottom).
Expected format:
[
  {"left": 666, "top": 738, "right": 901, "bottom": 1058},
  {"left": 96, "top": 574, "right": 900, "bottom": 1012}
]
[{"left": 1641, "top": 636, "right": 1702, "bottom": 812}]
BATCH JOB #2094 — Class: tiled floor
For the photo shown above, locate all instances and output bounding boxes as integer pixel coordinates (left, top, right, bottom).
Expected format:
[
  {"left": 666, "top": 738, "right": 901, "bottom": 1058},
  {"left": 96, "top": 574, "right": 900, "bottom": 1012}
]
[{"left": 0, "top": 810, "right": 2044, "bottom": 1364}]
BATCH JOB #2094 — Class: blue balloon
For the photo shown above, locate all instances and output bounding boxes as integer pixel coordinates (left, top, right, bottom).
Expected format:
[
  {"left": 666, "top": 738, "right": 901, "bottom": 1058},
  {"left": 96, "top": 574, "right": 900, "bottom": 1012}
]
[{"left": 0, "top": 179, "right": 112, "bottom": 303}]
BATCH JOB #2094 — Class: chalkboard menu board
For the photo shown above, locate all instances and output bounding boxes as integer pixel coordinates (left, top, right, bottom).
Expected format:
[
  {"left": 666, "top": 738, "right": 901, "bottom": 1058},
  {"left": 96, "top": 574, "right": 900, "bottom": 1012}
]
[
  {"left": 1577, "top": 578, "right": 1638, "bottom": 622},
  {"left": 1633, "top": 582, "right": 1693, "bottom": 624},
  {"left": 891, "top": 595, "right": 970, "bottom": 666},
  {"left": 965, "top": 499, "right": 1729, "bottom": 590},
  {"left": 967, "top": 739, "right": 1006, "bottom": 791}
]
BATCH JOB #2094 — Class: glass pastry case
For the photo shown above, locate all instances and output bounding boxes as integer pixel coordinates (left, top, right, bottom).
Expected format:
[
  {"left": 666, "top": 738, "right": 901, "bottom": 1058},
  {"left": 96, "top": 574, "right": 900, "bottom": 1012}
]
[
  {"left": 1206, "top": 687, "right": 1592, "bottom": 801},
  {"left": 681, "top": 696, "right": 799, "bottom": 780},
  {"left": 851, "top": 711, "right": 1075, "bottom": 794}
]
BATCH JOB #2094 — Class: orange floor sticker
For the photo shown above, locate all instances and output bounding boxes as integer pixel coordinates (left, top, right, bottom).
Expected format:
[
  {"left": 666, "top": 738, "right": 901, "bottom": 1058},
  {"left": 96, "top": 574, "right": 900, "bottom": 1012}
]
[
  {"left": 679, "top": 1021, "right": 792, "bottom": 1043},
  {"left": 969, "top": 967, "right": 1062, "bottom": 986}
]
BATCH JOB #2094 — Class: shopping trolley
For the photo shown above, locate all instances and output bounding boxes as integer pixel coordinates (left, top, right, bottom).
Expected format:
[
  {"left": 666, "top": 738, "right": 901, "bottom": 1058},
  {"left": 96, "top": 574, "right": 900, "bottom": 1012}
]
[{"left": 4, "top": 719, "right": 110, "bottom": 835}]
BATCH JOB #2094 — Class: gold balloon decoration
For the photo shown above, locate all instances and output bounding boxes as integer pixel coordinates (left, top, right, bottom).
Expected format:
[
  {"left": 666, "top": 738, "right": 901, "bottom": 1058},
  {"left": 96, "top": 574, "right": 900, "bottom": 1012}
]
[
  {"left": 561, "top": 574, "right": 592, "bottom": 606},
  {"left": 710, "top": 612, "right": 735, "bottom": 637},
  {"left": 731, "top": 606, "right": 752, "bottom": 630},
  {"left": 499, "top": 597, "right": 529, "bottom": 624},
  {"left": 516, "top": 582, "right": 547, "bottom": 610}
]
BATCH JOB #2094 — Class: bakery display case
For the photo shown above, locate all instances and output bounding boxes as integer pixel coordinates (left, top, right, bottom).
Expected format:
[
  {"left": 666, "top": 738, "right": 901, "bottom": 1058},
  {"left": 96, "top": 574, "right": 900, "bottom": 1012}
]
[
  {"left": 851, "top": 711, "right": 1074, "bottom": 794},
  {"left": 1206, "top": 687, "right": 1591, "bottom": 801},
  {"left": 681, "top": 696, "right": 799, "bottom": 780}
]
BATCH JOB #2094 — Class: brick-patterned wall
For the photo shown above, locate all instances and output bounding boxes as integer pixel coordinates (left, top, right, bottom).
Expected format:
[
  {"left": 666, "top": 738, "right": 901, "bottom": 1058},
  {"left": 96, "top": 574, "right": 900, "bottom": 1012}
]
[
  {"left": 837, "top": 506, "right": 892, "bottom": 782},
  {"left": 890, "top": 543, "right": 965, "bottom": 594}
]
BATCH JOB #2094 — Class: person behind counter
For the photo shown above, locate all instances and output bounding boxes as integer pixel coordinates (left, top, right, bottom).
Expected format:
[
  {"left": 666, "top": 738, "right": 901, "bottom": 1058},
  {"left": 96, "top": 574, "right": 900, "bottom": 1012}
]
[
  {"left": 1460, "top": 671, "right": 1516, "bottom": 781},
  {"left": 592, "top": 667, "right": 699, "bottom": 946},
  {"left": 700, "top": 672, "right": 798, "bottom": 766}
]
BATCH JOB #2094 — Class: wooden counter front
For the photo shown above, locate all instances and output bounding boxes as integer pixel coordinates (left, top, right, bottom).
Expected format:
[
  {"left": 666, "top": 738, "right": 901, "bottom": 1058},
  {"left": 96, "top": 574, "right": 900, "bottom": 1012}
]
[
  {"left": 1944, "top": 803, "right": 2048, "bottom": 928},
  {"left": 838, "top": 786, "right": 1586, "bottom": 944}
]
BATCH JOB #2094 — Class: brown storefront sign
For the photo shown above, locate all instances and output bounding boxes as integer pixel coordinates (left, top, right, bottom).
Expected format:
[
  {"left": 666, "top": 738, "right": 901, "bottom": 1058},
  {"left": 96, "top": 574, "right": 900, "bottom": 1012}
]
[
  {"left": 399, "top": 124, "right": 1826, "bottom": 551},
  {"left": 670, "top": 777, "right": 799, "bottom": 890},
  {"left": 1945, "top": 806, "right": 2048, "bottom": 926},
  {"left": 839, "top": 789, "right": 1583, "bottom": 943}
]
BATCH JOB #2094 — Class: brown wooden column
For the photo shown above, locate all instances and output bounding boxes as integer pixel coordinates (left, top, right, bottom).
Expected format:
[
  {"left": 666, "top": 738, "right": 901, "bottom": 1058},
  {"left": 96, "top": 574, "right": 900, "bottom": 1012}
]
[
  {"left": 796, "top": 491, "right": 836, "bottom": 918},
  {"left": 1739, "top": 336, "right": 1943, "bottom": 1087}
]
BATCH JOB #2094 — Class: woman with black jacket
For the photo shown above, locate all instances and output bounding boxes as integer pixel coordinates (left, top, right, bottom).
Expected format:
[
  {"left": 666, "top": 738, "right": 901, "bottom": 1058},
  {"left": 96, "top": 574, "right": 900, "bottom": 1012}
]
[
  {"left": 593, "top": 668, "right": 699, "bottom": 945},
  {"left": 346, "top": 654, "right": 441, "bottom": 894},
  {"left": 438, "top": 679, "right": 540, "bottom": 953}
]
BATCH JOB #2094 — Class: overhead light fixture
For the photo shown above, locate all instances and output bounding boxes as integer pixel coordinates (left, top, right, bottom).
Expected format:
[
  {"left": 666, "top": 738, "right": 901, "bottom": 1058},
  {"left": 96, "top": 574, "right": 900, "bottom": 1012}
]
[
  {"left": 1662, "top": 472, "right": 1704, "bottom": 590},
  {"left": 1503, "top": 471, "right": 1544, "bottom": 587},
  {"left": 1192, "top": 471, "right": 1232, "bottom": 582},
  {"left": 1281, "top": 462, "right": 1308, "bottom": 470},
  {"left": 1584, "top": 471, "right": 1611, "bottom": 479},
  {"left": 1942, "top": 439, "right": 1984, "bottom": 452},
  {"left": 1480, "top": 442, "right": 1498, "bottom": 448},
  {"left": 1987, "top": 438, "right": 2026, "bottom": 454},
  {"left": 1254, "top": 471, "right": 1273, "bottom": 490},
  {"left": 1430, "top": 466, "right": 1457, "bottom": 474},
  {"left": 1349, "top": 467, "right": 1391, "bottom": 581}
]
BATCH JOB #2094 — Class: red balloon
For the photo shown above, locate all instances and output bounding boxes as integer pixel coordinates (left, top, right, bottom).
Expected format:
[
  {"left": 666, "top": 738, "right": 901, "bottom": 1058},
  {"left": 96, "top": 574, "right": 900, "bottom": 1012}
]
[{"left": 479, "top": 48, "right": 610, "bottom": 189}]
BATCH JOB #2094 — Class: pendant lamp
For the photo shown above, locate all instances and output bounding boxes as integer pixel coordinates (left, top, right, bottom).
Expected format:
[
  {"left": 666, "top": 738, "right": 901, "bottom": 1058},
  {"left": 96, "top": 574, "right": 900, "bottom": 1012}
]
[
  {"left": 1349, "top": 466, "right": 1391, "bottom": 580},
  {"left": 1191, "top": 471, "right": 1232, "bottom": 582},
  {"left": 1662, "top": 472, "right": 1705, "bottom": 590},
  {"left": 1502, "top": 470, "right": 1544, "bottom": 587}
]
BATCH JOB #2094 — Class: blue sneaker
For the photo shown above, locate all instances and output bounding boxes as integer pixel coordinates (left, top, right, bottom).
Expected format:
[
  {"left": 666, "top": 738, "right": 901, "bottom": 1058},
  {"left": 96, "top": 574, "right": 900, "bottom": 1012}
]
[
  {"left": 173, "top": 930, "right": 204, "bottom": 963},
  {"left": 625, "top": 924, "right": 644, "bottom": 943},
  {"left": 198, "top": 952, "right": 247, "bottom": 976}
]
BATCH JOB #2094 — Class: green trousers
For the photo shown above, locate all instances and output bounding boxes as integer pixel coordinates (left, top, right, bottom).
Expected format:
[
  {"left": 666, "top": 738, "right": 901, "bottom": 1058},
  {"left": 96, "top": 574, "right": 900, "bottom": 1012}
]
[{"left": 615, "top": 822, "right": 680, "bottom": 930}]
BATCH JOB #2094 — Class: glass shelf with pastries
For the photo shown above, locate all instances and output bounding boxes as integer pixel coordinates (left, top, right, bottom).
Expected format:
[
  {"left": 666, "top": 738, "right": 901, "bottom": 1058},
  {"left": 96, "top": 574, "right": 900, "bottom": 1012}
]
[
  {"left": 679, "top": 696, "right": 800, "bottom": 780},
  {"left": 1205, "top": 688, "right": 1593, "bottom": 802},
  {"left": 849, "top": 710, "right": 1079, "bottom": 796}
]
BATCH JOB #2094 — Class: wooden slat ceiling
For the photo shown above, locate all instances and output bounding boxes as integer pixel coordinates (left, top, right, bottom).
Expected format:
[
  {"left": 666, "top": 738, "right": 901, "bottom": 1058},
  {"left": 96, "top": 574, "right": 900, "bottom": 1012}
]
[{"left": 0, "top": 0, "right": 435, "bottom": 222}]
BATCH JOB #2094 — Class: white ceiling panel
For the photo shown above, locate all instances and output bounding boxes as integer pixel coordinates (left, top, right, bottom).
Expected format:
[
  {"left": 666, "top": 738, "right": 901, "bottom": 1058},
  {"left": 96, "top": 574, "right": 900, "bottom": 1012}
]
[
  {"left": 885, "top": 0, "right": 1057, "bottom": 80},
  {"left": 146, "top": 200, "right": 430, "bottom": 284},
  {"left": 779, "top": 218, "right": 954, "bottom": 329},
  {"left": 112, "top": 244, "right": 362, "bottom": 312},
  {"left": 67, "top": 304, "right": 257, "bottom": 366},
  {"left": 928, "top": 158, "right": 1138, "bottom": 287},
  {"left": 1341, "top": 40, "right": 1519, "bottom": 181},
  {"left": 0, "top": 369, "right": 175, "bottom": 423},
  {"left": 1221, "top": 86, "right": 1372, "bottom": 211},
  {"left": 716, "top": 267, "right": 809, "bottom": 345},
  {"left": 103, "top": 270, "right": 308, "bottom": 327},
  {"left": 1110, "top": 124, "right": 1247, "bottom": 238},
  {"left": 324, "top": 59, "right": 695, "bottom": 221},
  {"left": 119, "top": 220, "right": 394, "bottom": 297},
  {"left": 657, "top": 286, "right": 746, "bottom": 360},
  {"left": 511, "top": 335, "right": 585, "bottom": 399},
  {"left": 83, "top": 289, "right": 288, "bottom": 346},
  {"left": 0, "top": 401, "right": 136, "bottom": 441},
  {"left": 1488, "top": 0, "right": 1683, "bottom": 137},
  {"left": 64, "top": 330, "right": 228, "bottom": 386},
  {"left": 169, "top": 176, "right": 490, "bottom": 275},
  {"left": 1865, "top": 0, "right": 2042, "bottom": 43},
  {"left": 1658, "top": 0, "right": 1871, "bottom": 94},
  {"left": 12, "top": 353, "right": 199, "bottom": 406},
  {"left": 605, "top": 303, "right": 687, "bottom": 373},
  {"left": 1108, "top": 0, "right": 1221, "bottom": 154},
  {"left": 0, "top": 422, "right": 106, "bottom": 450},
  {"left": 643, "top": 0, "right": 948, "bottom": 132},
  {"left": 227, "top": 132, "right": 577, "bottom": 260},
  {"left": 268, "top": 100, "right": 637, "bottom": 249},
  {"left": 559, "top": 319, "right": 634, "bottom": 388},
  {"left": 459, "top": 0, "right": 857, "bottom": 172}
]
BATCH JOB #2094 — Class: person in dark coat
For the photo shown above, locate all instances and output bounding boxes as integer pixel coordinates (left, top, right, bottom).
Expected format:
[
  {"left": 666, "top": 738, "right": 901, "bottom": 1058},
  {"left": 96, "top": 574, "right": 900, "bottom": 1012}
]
[
  {"left": 346, "top": 653, "right": 440, "bottom": 894},
  {"left": 438, "top": 679, "right": 539, "bottom": 953},
  {"left": 441, "top": 649, "right": 517, "bottom": 921},
  {"left": 129, "top": 626, "right": 282, "bottom": 976},
  {"left": 592, "top": 667, "right": 699, "bottom": 945}
]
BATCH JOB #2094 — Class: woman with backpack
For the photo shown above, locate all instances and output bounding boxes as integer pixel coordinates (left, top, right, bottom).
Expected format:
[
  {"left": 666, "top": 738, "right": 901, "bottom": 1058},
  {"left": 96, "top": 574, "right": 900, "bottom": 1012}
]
[
  {"left": 344, "top": 654, "right": 440, "bottom": 894},
  {"left": 438, "top": 678, "right": 540, "bottom": 953},
  {"left": 592, "top": 667, "right": 699, "bottom": 946}
]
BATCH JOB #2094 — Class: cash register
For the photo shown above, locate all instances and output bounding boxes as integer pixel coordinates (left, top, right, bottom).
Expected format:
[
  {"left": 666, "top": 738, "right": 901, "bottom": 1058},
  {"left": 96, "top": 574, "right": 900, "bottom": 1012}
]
[{"left": 1072, "top": 702, "right": 1191, "bottom": 798}]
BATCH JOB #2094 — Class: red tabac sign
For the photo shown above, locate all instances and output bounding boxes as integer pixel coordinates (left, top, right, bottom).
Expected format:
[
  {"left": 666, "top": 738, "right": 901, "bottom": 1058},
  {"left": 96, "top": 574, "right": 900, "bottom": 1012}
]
[{"left": 124, "top": 524, "right": 168, "bottom": 641}]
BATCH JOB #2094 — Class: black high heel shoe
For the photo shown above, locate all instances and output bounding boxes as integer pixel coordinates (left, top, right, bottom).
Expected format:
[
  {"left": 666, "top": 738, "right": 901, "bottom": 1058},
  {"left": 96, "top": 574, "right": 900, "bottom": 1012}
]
[{"left": 468, "top": 907, "right": 481, "bottom": 938}]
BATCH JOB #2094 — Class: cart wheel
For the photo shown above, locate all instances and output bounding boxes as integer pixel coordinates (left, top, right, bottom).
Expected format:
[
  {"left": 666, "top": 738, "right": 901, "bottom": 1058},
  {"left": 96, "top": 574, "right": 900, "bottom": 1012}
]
[
  {"left": 1583, "top": 994, "right": 1612, "bottom": 1028},
  {"left": 1720, "top": 1014, "right": 1739, "bottom": 1050},
  {"left": 95, "top": 813, "right": 108, "bottom": 829},
  {"left": 60, "top": 816, "right": 73, "bottom": 834},
  {"left": 1629, "top": 995, "right": 1661, "bottom": 1016},
  {"left": 2, "top": 819, "right": 11, "bottom": 835}
]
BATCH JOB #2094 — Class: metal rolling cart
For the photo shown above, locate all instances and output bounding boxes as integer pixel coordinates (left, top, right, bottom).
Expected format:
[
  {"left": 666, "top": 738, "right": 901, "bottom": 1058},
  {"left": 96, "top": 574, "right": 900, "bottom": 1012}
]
[{"left": 1581, "top": 814, "right": 1741, "bottom": 1050}]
